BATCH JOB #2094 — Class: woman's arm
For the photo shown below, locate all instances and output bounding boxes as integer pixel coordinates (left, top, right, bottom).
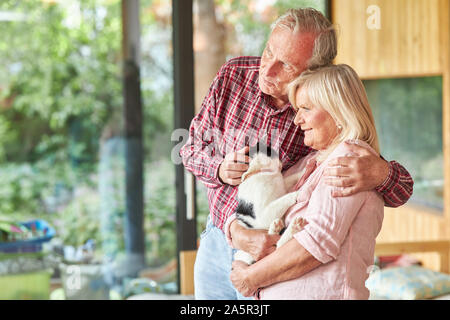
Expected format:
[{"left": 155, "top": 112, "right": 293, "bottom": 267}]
[
  {"left": 231, "top": 158, "right": 373, "bottom": 296},
  {"left": 230, "top": 238, "right": 321, "bottom": 297},
  {"left": 228, "top": 219, "right": 281, "bottom": 260}
]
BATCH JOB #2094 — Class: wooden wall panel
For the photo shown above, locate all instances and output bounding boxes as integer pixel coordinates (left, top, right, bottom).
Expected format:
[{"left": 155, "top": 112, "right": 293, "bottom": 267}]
[
  {"left": 332, "top": 0, "right": 450, "bottom": 270},
  {"left": 333, "top": 0, "right": 443, "bottom": 79},
  {"left": 441, "top": 0, "right": 450, "bottom": 242},
  {"left": 180, "top": 250, "right": 197, "bottom": 295},
  {"left": 379, "top": 207, "right": 445, "bottom": 270}
]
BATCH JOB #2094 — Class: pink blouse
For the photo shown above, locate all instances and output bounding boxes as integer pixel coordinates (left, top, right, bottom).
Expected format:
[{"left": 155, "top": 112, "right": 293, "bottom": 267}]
[{"left": 259, "top": 140, "right": 384, "bottom": 299}]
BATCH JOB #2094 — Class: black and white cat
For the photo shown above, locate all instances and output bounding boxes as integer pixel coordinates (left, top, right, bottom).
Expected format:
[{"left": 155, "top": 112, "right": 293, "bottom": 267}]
[{"left": 234, "top": 144, "right": 308, "bottom": 265}]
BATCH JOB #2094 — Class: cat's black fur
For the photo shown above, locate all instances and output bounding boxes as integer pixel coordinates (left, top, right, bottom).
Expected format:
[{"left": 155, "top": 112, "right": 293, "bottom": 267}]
[
  {"left": 247, "top": 141, "right": 279, "bottom": 159},
  {"left": 235, "top": 141, "right": 281, "bottom": 231},
  {"left": 235, "top": 200, "right": 255, "bottom": 228}
]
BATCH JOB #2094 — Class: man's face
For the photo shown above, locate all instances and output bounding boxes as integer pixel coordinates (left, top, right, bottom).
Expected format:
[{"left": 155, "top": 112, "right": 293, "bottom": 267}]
[{"left": 259, "top": 27, "right": 316, "bottom": 103}]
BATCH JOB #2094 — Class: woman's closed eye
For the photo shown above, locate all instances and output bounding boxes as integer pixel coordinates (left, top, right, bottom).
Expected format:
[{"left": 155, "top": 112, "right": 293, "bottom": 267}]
[{"left": 297, "top": 104, "right": 310, "bottom": 112}]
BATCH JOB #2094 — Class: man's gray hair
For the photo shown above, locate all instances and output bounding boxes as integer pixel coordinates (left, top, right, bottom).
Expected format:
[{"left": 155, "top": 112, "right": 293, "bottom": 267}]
[{"left": 271, "top": 8, "right": 337, "bottom": 70}]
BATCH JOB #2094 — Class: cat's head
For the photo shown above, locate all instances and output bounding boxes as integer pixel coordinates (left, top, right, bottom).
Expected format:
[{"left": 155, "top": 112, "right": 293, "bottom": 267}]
[{"left": 242, "top": 142, "right": 281, "bottom": 182}]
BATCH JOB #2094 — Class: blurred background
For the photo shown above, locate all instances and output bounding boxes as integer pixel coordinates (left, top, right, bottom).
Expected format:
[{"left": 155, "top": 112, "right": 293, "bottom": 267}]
[{"left": 0, "top": 0, "right": 448, "bottom": 300}]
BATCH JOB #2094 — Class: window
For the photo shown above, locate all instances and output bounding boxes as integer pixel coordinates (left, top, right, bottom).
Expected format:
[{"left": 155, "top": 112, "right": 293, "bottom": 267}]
[
  {"left": 0, "top": 0, "right": 178, "bottom": 298},
  {"left": 364, "top": 77, "right": 443, "bottom": 211}
]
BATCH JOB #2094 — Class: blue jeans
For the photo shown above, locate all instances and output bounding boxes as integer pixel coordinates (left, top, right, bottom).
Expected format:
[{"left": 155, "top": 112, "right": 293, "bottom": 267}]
[{"left": 194, "top": 216, "right": 253, "bottom": 300}]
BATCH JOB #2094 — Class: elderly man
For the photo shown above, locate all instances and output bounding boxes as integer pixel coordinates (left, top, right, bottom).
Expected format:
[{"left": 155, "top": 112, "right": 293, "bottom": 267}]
[{"left": 180, "top": 8, "right": 413, "bottom": 300}]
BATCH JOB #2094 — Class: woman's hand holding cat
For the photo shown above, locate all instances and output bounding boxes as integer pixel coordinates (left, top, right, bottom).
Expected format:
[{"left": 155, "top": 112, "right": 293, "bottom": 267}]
[
  {"left": 230, "top": 221, "right": 280, "bottom": 261},
  {"left": 230, "top": 260, "right": 258, "bottom": 297}
]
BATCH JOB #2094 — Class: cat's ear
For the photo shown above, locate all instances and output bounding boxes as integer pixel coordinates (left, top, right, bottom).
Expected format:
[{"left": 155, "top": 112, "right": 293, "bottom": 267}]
[{"left": 249, "top": 141, "right": 279, "bottom": 159}]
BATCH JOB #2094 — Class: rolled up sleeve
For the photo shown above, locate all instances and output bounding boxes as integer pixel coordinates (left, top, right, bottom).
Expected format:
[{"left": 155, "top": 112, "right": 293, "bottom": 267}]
[{"left": 294, "top": 224, "right": 338, "bottom": 264}]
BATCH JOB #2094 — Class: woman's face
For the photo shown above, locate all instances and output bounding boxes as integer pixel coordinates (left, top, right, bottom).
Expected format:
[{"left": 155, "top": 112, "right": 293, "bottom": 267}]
[{"left": 293, "top": 86, "right": 339, "bottom": 150}]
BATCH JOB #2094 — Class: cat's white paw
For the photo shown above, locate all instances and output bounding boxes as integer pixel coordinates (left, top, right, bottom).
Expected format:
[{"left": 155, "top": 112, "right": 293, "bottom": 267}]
[
  {"left": 291, "top": 216, "right": 308, "bottom": 233},
  {"left": 275, "top": 216, "right": 309, "bottom": 249},
  {"left": 268, "top": 218, "right": 284, "bottom": 235},
  {"left": 234, "top": 250, "right": 255, "bottom": 265}
]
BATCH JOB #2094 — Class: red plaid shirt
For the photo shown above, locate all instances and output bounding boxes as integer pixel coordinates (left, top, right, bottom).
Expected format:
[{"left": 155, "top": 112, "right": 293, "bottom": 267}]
[{"left": 180, "top": 56, "right": 413, "bottom": 232}]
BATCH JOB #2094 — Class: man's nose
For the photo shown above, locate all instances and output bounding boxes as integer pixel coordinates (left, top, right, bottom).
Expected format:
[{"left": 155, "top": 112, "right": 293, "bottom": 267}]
[{"left": 265, "top": 59, "right": 279, "bottom": 77}]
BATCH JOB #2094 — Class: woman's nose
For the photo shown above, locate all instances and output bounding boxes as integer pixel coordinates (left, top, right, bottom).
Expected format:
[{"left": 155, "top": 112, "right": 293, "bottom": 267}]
[{"left": 294, "top": 111, "right": 304, "bottom": 126}]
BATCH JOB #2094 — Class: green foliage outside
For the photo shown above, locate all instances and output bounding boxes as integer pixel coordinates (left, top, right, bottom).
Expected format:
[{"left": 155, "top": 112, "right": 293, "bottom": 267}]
[{"left": 0, "top": 0, "right": 173, "bottom": 265}]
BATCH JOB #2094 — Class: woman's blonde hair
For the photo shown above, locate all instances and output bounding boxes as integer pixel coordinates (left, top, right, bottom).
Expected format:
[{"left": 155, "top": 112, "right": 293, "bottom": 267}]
[{"left": 288, "top": 64, "right": 380, "bottom": 161}]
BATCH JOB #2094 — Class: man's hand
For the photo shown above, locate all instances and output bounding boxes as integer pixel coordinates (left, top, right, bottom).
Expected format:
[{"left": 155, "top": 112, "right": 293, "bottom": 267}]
[
  {"left": 323, "top": 140, "right": 389, "bottom": 197},
  {"left": 230, "top": 260, "right": 258, "bottom": 297},
  {"left": 218, "top": 146, "right": 251, "bottom": 186},
  {"left": 230, "top": 220, "right": 280, "bottom": 261}
]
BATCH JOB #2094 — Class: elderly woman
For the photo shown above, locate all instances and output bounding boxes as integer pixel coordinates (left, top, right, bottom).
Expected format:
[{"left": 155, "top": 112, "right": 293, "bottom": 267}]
[{"left": 229, "top": 64, "right": 385, "bottom": 299}]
